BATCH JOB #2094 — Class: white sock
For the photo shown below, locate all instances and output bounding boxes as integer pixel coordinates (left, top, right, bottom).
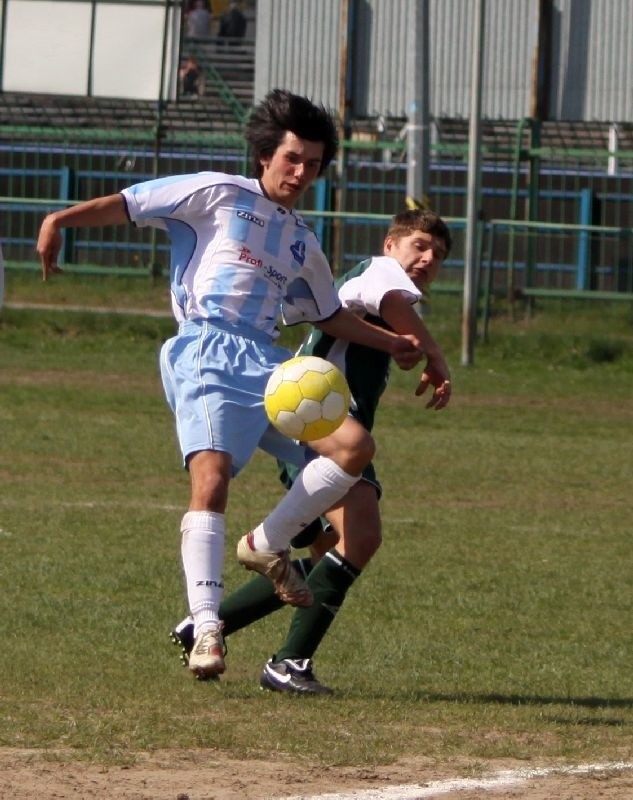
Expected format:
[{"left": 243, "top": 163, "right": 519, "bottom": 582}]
[
  {"left": 251, "top": 457, "right": 359, "bottom": 553},
  {"left": 180, "top": 511, "right": 225, "bottom": 635}
]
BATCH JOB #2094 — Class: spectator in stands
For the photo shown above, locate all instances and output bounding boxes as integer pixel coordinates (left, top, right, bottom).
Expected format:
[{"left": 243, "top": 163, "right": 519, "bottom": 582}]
[
  {"left": 186, "top": 0, "right": 212, "bottom": 38},
  {"left": 218, "top": 1, "right": 247, "bottom": 42},
  {"left": 179, "top": 56, "right": 204, "bottom": 97}
]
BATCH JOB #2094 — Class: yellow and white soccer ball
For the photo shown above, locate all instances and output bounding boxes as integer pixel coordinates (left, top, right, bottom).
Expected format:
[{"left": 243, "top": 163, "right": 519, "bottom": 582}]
[{"left": 264, "top": 356, "right": 351, "bottom": 442}]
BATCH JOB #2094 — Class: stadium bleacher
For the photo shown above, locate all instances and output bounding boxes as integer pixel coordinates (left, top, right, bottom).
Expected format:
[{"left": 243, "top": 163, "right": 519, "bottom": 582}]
[{"left": 0, "top": 36, "right": 255, "bottom": 135}]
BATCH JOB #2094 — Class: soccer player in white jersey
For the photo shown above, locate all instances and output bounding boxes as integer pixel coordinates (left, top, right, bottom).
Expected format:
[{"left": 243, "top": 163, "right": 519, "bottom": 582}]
[{"left": 36, "top": 90, "right": 450, "bottom": 680}]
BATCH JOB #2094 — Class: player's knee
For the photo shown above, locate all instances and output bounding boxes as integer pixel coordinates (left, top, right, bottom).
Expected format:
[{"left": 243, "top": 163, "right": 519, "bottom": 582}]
[
  {"left": 189, "top": 467, "right": 230, "bottom": 511},
  {"left": 313, "top": 418, "right": 375, "bottom": 473},
  {"left": 348, "top": 429, "right": 375, "bottom": 468}
]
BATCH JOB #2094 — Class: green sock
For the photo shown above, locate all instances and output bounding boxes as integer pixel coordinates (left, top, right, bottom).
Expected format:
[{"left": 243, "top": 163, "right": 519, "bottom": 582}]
[
  {"left": 275, "top": 549, "right": 361, "bottom": 662},
  {"left": 220, "top": 557, "right": 313, "bottom": 637}
]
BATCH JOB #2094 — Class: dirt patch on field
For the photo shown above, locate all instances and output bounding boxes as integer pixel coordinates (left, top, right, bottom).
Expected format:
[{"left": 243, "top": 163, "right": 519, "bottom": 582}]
[{"left": 2, "top": 748, "right": 633, "bottom": 799}]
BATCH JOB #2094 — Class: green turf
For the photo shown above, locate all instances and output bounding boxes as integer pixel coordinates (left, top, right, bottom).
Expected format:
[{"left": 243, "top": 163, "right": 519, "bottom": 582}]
[{"left": 1, "top": 275, "right": 632, "bottom": 768}]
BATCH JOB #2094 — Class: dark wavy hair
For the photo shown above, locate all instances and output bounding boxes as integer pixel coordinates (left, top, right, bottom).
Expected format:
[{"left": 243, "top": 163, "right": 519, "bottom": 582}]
[{"left": 244, "top": 89, "right": 339, "bottom": 177}]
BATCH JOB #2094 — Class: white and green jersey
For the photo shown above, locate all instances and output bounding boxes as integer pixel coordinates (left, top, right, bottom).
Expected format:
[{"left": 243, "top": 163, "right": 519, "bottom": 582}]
[
  {"left": 283, "top": 254, "right": 422, "bottom": 541},
  {"left": 299, "top": 255, "right": 421, "bottom": 432}
]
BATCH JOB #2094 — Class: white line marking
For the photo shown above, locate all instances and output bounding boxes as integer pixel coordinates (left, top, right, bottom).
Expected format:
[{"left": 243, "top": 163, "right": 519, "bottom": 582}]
[
  {"left": 0, "top": 499, "right": 182, "bottom": 512},
  {"left": 278, "top": 762, "right": 633, "bottom": 800},
  {"left": 5, "top": 301, "right": 172, "bottom": 318}
]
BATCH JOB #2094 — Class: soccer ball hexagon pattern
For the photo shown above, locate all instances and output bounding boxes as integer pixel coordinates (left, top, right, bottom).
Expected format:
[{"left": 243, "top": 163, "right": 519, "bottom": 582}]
[{"left": 264, "top": 356, "right": 351, "bottom": 442}]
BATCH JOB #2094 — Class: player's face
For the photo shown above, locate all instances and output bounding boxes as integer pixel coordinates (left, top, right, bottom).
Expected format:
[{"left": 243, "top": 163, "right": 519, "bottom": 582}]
[
  {"left": 384, "top": 230, "right": 447, "bottom": 291},
  {"left": 259, "top": 131, "right": 324, "bottom": 209}
]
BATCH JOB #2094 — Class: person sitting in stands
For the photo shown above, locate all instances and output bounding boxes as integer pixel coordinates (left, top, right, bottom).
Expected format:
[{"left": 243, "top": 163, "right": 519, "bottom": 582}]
[{"left": 179, "top": 56, "right": 204, "bottom": 97}]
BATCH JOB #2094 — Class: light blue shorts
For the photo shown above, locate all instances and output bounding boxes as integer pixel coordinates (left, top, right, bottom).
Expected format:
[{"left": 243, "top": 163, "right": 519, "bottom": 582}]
[{"left": 160, "top": 319, "right": 307, "bottom": 475}]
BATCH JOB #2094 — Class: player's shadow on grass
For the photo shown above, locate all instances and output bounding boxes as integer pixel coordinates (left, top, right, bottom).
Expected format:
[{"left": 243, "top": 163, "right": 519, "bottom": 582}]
[{"left": 413, "top": 691, "right": 633, "bottom": 710}]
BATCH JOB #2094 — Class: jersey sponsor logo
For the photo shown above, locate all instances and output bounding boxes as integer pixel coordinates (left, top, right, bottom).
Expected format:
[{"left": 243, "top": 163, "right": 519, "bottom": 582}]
[
  {"left": 238, "top": 246, "right": 263, "bottom": 267},
  {"left": 236, "top": 209, "right": 264, "bottom": 227},
  {"left": 290, "top": 239, "right": 306, "bottom": 265},
  {"left": 238, "top": 245, "right": 288, "bottom": 289},
  {"left": 263, "top": 264, "right": 288, "bottom": 289}
]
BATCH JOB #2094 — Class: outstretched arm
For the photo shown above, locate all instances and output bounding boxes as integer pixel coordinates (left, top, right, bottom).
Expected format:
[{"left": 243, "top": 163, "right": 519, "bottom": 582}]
[
  {"left": 380, "top": 290, "right": 452, "bottom": 410},
  {"left": 36, "top": 194, "right": 129, "bottom": 280},
  {"left": 315, "top": 307, "right": 423, "bottom": 371}
]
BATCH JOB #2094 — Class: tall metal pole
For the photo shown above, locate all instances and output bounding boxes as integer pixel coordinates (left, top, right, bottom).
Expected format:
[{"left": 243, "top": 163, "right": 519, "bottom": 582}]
[
  {"left": 406, "top": 0, "right": 430, "bottom": 207},
  {"left": 461, "top": 0, "right": 485, "bottom": 366},
  {"left": 332, "top": 0, "right": 352, "bottom": 275},
  {"left": 149, "top": 0, "right": 173, "bottom": 281}
]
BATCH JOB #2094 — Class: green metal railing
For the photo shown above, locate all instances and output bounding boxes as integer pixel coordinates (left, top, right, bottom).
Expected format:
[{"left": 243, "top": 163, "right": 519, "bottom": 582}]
[
  {"left": 199, "top": 61, "right": 248, "bottom": 125},
  {"left": 2, "top": 118, "right": 633, "bottom": 306}
]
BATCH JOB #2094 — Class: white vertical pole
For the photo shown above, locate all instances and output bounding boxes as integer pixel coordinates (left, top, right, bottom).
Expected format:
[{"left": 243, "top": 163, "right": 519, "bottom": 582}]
[
  {"left": 461, "top": 0, "right": 485, "bottom": 366},
  {"left": 607, "top": 123, "right": 619, "bottom": 176}
]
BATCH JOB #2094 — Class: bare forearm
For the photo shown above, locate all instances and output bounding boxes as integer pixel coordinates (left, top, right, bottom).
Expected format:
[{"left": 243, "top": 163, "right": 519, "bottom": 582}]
[
  {"left": 37, "top": 194, "right": 128, "bottom": 280},
  {"left": 380, "top": 293, "right": 443, "bottom": 358},
  {"left": 380, "top": 292, "right": 451, "bottom": 393},
  {"left": 316, "top": 308, "right": 407, "bottom": 353}
]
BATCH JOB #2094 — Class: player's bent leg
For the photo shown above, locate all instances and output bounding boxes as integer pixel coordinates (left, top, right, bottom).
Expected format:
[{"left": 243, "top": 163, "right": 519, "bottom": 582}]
[
  {"left": 309, "top": 415, "right": 375, "bottom": 477},
  {"left": 324, "top": 480, "right": 382, "bottom": 570},
  {"left": 170, "top": 558, "right": 315, "bottom": 668},
  {"left": 241, "top": 457, "right": 361, "bottom": 601},
  {"left": 260, "top": 487, "right": 379, "bottom": 694},
  {"left": 272, "top": 547, "right": 361, "bottom": 668}
]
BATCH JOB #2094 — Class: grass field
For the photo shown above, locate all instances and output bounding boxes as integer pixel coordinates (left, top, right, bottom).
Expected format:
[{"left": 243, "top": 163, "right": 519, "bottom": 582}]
[{"left": 1, "top": 272, "right": 633, "bottom": 775}]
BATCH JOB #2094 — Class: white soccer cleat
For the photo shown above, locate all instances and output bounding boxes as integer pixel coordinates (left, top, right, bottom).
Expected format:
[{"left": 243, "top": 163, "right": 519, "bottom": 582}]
[
  {"left": 236, "top": 532, "right": 313, "bottom": 607},
  {"left": 188, "top": 622, "right": 226, "bottom": 680}
]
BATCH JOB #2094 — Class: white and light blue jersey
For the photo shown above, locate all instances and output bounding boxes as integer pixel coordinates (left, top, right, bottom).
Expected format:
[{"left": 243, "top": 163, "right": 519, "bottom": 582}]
[{"left": 121, "top": 172, "right": 340, "bottom": 340}]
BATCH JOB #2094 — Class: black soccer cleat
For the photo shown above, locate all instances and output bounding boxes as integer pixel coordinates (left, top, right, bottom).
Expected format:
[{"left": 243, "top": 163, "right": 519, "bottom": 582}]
[
  {"left": 260, "top": 656, "right": 333, "bottom": 696},
  {"left": 170, "top": 616, "right": 195, "bottom": 667}
]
